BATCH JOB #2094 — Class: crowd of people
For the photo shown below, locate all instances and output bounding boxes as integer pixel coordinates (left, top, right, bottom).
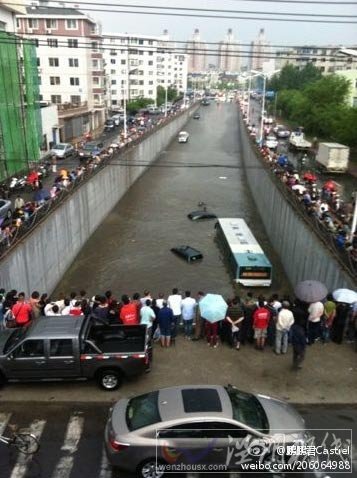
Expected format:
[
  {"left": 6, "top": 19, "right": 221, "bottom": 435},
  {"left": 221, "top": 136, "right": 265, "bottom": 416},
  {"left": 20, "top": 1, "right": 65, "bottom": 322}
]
[
  {"left": 1, "top": 287, "right": 356, "bottom": 371},
  {"left": 243, "top": 119, "right": 357, "bottom": 271}
]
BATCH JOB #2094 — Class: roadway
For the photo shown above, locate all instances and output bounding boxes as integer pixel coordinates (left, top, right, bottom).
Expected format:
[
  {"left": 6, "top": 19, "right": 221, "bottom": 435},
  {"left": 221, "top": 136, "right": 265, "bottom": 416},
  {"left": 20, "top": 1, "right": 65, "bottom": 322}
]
[
  {"left": 53, "top": 101, "right": 290, "bottom": 298},
  {"left": 0, "top": 402, "right": 355, "bottom": 478}
]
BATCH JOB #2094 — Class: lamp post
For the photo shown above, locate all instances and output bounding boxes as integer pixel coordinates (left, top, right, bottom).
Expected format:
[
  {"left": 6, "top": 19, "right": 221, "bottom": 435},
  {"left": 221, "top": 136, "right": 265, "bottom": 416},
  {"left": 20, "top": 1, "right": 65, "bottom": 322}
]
[
  {"left": 251, "top": 69, "right": 281, "bottom": 145},
  {"left": 246, "top": 72, "right": 261, "bottom": 124},
  {"left": 165, "top": 83, "right": 168, "bottom": 118}
]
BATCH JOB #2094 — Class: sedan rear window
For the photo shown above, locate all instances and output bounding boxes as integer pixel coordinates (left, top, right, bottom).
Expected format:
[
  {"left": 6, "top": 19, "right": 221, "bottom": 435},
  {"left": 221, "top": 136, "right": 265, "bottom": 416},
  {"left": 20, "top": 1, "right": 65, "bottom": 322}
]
[
  {"left": 126, "top": 391, "right": 161, "bottom": 431},
  {"left": 225, "top": 387, "right": 269, "bottom": 433}
]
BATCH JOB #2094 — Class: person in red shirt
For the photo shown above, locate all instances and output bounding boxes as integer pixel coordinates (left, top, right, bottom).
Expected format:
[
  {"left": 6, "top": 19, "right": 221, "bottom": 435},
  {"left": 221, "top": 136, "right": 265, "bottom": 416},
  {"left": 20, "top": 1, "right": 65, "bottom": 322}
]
[
  {"left": 11, "top": 292, "right": 32, "bottom": 327},
  {"left": 120, "top": 295, "right": 139, "bottom": 325},
  {"left": 252, "top": 301, "right": 271, "bottom": 350},
  {"left": 69, "top": 301, "right": 83, "bottom": 316}
]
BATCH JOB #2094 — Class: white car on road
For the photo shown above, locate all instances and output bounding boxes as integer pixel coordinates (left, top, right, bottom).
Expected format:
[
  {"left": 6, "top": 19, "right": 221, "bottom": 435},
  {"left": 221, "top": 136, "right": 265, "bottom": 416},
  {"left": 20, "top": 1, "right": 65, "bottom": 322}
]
[
  {"left": 178, "top": 131, "right": 189, "bottom": 143},
  {"left": 265, "top": 134, "right": 278, "bottom": 149}
]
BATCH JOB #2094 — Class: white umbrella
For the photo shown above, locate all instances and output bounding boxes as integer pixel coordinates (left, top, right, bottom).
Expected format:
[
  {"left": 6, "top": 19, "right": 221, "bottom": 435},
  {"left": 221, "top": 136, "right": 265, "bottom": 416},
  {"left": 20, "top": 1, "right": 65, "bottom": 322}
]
[{"left": 332, "top": 289, "right": 357, "bottom": 304}]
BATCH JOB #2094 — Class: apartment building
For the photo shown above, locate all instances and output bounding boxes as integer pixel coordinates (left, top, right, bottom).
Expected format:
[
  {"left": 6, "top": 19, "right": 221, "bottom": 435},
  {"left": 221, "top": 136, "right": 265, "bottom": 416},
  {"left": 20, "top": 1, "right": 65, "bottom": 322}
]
[
  {"left": 250, "top": 28, "right": 271, "bottom": 72},
  {"left": 16, "top": 5, "right": 105, "bottom": 142},
  {"left": 103, "top": 31, "right": 187, "bottom": 109},
  {"left": 0, "top": 0, "right": 42, "bottom": 180},
  {"left": 276, "top": 46, "right": 357, "bottom": 75},
  {"left": 218, "top": 28, "right": 240, "bottom": 73},
  {"left": 186, "top": 29, "right": 207, "bottom": 73}
]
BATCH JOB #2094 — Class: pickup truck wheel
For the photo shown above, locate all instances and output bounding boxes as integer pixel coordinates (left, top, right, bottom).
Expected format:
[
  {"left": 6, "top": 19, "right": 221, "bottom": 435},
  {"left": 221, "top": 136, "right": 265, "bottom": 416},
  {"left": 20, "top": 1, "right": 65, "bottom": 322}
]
[
  {"left": 98, "top": 369, "right": 122, "bottom": 391},
  {"left": 0, "top": 372, "right": 6, "bottom": 388}
]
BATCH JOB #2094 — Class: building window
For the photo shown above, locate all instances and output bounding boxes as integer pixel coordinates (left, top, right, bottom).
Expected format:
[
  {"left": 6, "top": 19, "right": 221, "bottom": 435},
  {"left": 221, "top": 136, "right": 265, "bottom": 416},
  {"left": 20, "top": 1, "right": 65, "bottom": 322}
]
[
  {"left": 110, "top": 59, "right": 116, "bottom": 64},
  {"left": 148, "top": 51, "right": 153, "bottom": 56},
  {"left": 112, "top": 100, "right": 117, "bottom": 105},
  {"left": 70, "top": 95, "right": 81, "bottom": 105},
  {"left": 16, "top": 18, "right": 20, "bottom": 29},
  {"left": 68, "top": 39, "right": 78, "bottom": 48},
  {"left": 66, "top": 19, "right": 77, "bottom": 29},
  {"left": 50, "top": 76, "right": 60, "bottom": 85},
  {"left": 148, "top": 80, "right": 153, "bottom": 85},
  {"left": 148, "top": 40, "right": 153, "bottom": 45},
  {"left": 92, "top": 59, "right": 99, "bottom": 68},
  {"left": 148, "top": 90, "right": 153, "bottom": 95},
  {"left": 47, "top": 39, "right": 58, "bottom": 48},
  {"left": 38, "top": 76, "right": 41, "bottom": 85},
  {"left": 110, "top": 49, "right": 117, "bottom": 56},
  {"left": 121, "top": 59, "right": 126, "bottom": 65},
  {"left": 138, "top": 39, "right": 143, "bottom": 45},
  {"left": 111, "top": 79, "right": 116, "bottom": 85},
  {"left": 70, "top": 77, "right": 80, "bottom": 86},
  {"left": 148, "top": 61, "right": 153, "bottom": 65},
  {"left": 46, "top": 19, "right": 57, "bottom": 29},
  {"left": 110, "top": 69, "right": 116, "bottom": 74},
  {"left": 28, "top": 19, "right": 38, "bottom": 29},
  {"left": 93, "top": 77, "right": 100, "bottom": 85},
  {"left": 34, "top": 39, "right": 39, "bottom": 47},
  {"left": 93, "top": 94, "right": 100, "bottom": 103},
  {"left": 69, "top": 58, "right": 79, "bottom": 67},
  {"left": 49, "top": 58, "right": 59, "bottom": 67},
  {"left": 36, "top": 57, "right": 40, "bottom": 66},
  {"left": 111, "top": 90, "right": 117, "bottom": 95},
  {"left": 91, "top": 42, "right": 99, "bottom": 52},
  {"left": 51, "top": 95, "right": 61, "bottom": 104}
]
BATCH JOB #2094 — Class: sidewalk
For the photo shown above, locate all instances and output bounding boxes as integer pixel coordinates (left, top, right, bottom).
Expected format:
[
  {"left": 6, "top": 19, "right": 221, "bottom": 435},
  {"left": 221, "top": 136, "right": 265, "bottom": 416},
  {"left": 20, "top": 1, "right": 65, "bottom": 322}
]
[{"left": 0, "top": 338, "right": 355, "bottom": 404}]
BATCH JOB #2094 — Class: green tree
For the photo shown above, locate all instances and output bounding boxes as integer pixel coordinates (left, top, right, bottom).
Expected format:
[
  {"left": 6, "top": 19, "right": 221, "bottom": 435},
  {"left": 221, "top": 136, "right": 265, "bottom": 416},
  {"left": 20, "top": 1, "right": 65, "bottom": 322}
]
[
  {"left": 126, "top": 97, "right": 153, "bottom": 114},
  {"left": 268, "top": 63, "right": 322, "bottom": 91},
  {"left": 156, "top": 85, "right": 178, "bottom": 106}
]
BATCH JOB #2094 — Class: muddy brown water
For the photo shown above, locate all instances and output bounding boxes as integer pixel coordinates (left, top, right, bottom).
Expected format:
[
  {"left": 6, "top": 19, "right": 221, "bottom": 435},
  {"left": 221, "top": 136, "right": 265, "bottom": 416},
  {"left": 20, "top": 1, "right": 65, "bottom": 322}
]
[{"left": 54, "top": 103, "right": 291, "bottom": 300}]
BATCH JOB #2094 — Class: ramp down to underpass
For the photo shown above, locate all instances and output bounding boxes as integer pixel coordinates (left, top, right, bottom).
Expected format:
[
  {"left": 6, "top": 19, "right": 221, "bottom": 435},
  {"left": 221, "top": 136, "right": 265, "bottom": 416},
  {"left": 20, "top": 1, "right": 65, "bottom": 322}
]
[
  {"left": 0, "top": 108, "right": 195, "bottom": 294},
  {"left": 238, "top": 112, "right": 356, "bottom": 291}
]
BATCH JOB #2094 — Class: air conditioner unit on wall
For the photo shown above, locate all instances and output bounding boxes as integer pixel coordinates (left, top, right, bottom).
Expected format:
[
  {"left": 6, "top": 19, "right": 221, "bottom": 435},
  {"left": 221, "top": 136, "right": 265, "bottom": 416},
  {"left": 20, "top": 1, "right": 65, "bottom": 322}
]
[{"left": 46, "top": 29, "right": 52, "bottom": 34}]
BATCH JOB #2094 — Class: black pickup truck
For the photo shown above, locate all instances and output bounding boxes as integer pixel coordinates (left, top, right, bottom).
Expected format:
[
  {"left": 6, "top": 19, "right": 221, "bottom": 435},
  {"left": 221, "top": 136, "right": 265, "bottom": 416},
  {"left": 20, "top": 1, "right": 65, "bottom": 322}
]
[{"left": 0, "top": 316, "right": 152, "bottom": 390}]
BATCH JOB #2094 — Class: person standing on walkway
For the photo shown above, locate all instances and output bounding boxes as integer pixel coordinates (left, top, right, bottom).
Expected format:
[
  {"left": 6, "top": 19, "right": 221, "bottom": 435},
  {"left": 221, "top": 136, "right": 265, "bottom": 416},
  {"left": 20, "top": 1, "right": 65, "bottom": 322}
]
[
  {"left": 120, "top": 295, "right": 139, "bottom": 325},
  {"left": 205, "top": 320, "right": 220, "bottom": 348},
  {"left": 323, "top": 293, "right": 336, "bottom": 342},
  {"left": 252, "top": 301, "right": 271, "bottom": 350},
  {"left": 275, "top": 301, "right": 294, "bottom": 354},
  {"left": 167, "top": 288, "right": 182, "bottom": 341},
  {"left": 192, "top": 291, "right": 205, "bottom": 341},
  {"left": 140, "top": 299, "right": 155, "bottom": 335},
  {"left": 158, "top": 302, "right": 173, "bottom": 348},
  {"left": 11, "top": 292, "right": 32, "bottom": 327},
  {"left": 291, "top": 318, "right": 307, "bottom": 370},
  {"left": 307, "top": 300, "right": 324, "bottom": 344},
  {"left": 181, "top": 291, "right": 196, "bottom": 339}
]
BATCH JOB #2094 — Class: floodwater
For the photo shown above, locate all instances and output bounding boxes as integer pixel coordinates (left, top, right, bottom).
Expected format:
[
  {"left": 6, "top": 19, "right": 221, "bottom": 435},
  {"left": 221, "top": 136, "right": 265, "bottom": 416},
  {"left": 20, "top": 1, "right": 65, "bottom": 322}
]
[{"left": 54, "top": 103, "right": 290, "bottom": 299}]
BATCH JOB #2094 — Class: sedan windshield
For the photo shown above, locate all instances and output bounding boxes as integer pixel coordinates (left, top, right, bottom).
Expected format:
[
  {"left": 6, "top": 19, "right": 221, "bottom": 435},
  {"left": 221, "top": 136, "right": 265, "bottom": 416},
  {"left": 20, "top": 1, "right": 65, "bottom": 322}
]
[
  {"left": 225, "top": 387, "right": 269, "bottom": 433},
  {"left": 126, "top": 391, "right": 161, "bottom": 431}
]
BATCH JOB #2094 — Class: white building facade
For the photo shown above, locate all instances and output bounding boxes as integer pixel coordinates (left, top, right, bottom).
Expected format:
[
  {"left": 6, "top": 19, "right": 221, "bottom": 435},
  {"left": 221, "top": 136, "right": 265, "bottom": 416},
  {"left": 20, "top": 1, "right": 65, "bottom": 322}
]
[
  {"left": 16, "top": 6, "right": 105, "bottom": 142},
  {"left": 0, "top": 0, "right": 26, "bottom": 32},
  {"left": 103, "top": 32, "right": 187, "bottom": 109}
]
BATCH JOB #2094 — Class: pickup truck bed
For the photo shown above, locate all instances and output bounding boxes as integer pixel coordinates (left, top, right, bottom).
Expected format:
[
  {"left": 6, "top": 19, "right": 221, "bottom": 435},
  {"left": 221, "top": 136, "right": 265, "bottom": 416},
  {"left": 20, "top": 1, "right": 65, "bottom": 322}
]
[{"left": 87, "top": 324, "right": 146, "bottom": 353}]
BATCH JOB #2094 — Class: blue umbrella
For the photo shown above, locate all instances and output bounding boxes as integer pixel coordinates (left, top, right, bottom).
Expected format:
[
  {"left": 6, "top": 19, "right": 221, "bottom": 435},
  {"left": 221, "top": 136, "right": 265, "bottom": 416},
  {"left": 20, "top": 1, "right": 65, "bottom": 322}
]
[{"left": 199, "top": 293, "right": 228, "bottom": 323}]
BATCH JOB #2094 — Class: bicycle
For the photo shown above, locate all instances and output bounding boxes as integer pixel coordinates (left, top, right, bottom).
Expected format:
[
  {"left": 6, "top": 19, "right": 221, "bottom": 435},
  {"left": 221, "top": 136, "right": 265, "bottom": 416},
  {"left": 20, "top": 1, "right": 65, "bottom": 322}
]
[{"left": 0, "top": 432, "right": 40, "bottom": 454}]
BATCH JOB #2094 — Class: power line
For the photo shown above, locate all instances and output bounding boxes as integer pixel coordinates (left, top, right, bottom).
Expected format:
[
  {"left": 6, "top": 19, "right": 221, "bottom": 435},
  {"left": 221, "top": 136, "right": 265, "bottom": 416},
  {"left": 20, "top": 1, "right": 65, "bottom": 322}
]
[
  {"left": 16, "top": 1, "right": 357, "bottom": 18},
  {"left": 9, "top": 3, "right": 357, "bottom": 23},
  {"left": 215, "top": 0, "right": 357, "bottom": 4},
  {"left": 0, "top": 36, "right": 354, "bottom": 62}
]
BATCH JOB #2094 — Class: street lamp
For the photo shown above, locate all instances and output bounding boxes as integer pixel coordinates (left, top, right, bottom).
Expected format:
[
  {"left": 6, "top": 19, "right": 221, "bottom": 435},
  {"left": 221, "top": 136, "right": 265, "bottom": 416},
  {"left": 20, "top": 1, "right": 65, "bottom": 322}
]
[
  {"left": 246, "top": 72, "right": 261, "bottom": 123},
  {"left": 251, "top": 69, "right": 280, "bottom": 145}
]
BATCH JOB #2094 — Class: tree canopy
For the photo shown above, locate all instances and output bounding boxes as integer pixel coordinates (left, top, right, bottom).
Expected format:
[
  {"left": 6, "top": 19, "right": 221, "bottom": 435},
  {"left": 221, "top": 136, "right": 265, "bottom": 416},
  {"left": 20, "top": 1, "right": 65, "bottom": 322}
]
[{"left": 269, "top": 65, "right": 355, "bottom": 146}]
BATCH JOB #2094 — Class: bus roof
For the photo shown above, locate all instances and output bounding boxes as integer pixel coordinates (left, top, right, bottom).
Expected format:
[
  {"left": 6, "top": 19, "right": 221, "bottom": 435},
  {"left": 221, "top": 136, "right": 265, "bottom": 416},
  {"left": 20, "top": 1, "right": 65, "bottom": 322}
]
[
  {"left": 217, "top": 218, "right": 264, "bottom": 254},
  {"left": 233, "top": 252, "right": 271, "bottom": 268}
]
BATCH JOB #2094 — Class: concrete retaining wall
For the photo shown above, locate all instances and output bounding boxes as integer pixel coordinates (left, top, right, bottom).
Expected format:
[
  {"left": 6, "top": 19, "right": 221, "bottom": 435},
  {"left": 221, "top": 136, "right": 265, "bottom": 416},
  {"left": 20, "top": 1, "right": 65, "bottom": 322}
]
[
  {"left": 239, "top": 113, "right": 356, "bottom": 291},
  {"left": 0, "top": 109, "right": 193, "bottom": 294}
]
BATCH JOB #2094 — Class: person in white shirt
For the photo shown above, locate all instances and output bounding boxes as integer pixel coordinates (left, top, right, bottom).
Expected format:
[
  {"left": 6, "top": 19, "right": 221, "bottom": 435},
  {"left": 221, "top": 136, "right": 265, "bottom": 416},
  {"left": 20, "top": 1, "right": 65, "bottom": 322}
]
[
  {"left": 275, "top": 301, "right": 294, "bottom": 354},
  {"left": 181, "top": 291, "right": 197, "bottom": 339},
  {"left": 155, "top": 292, "right": 165, "bottom": 309},
  {"left": 308, "top": 301, "right": 324, "bottom": 344},
  {"left": 167, "top": 288, "right": 182, "bottom": 340},
  {"left": 140, "top": 290, "right": 152, "bottom": 307}
]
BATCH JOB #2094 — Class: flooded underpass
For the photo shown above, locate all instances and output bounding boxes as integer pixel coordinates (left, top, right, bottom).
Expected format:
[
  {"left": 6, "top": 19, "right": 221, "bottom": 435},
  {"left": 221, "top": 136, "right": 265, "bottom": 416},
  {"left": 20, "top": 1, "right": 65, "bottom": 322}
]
[{"left": 54, "top": 103, "right": 291, "bottom": 298}]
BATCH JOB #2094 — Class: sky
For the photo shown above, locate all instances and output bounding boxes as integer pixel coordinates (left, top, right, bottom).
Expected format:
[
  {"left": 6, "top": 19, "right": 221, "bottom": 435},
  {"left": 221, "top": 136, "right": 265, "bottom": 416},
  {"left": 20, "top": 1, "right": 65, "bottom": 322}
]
[{"left": 72, "top": 0, "right": 357, "bottom": 47}]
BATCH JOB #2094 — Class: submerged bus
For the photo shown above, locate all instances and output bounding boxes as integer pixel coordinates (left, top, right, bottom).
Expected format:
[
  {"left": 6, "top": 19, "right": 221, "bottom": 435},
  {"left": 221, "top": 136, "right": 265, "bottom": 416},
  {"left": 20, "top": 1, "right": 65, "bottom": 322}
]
[{"left": 215, "top": 218, "right": 272, "bottom": 287}]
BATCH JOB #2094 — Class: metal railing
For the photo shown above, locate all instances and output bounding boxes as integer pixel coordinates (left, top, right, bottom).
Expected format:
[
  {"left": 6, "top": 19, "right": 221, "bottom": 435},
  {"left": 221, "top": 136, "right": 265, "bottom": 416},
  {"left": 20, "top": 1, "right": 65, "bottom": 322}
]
[{"left": 0, "top": 105, "right": 196, "bottom": 260}]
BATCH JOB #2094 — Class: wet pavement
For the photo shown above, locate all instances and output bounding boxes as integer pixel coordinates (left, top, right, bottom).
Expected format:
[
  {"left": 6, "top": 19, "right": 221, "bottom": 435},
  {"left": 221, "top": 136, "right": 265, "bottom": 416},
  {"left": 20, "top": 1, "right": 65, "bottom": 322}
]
[
  {"left": 53, "top": 102, "right": 290, "bottom": 299},
  {"left": 0, "top": 402, "right": 355, "bottom": 478}
]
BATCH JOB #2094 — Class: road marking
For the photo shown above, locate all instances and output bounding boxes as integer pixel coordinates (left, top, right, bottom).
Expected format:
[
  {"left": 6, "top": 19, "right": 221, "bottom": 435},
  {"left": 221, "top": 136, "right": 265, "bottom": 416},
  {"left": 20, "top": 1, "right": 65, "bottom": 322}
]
[
  {"left": 99, "top": 445, "right": 112, "bottom": 478},
  {"left": 0, "top": 412, "right": 11, "bottom": 434},
  {"left": 51, "top": 413, "right": 84, "bottom": 478},
  {"left": 10, "top": 419, "right": 46, "bottom": 478}
]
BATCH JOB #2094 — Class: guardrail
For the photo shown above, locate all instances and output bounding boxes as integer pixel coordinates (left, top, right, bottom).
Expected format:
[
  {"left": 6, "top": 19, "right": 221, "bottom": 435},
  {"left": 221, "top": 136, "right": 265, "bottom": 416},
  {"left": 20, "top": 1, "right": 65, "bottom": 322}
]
[
  {"left": 239, "top": 113, "right": 357, "bottom": 281},
  {"left": 0, "top": 105, "right": 196, "bottom": 260}
]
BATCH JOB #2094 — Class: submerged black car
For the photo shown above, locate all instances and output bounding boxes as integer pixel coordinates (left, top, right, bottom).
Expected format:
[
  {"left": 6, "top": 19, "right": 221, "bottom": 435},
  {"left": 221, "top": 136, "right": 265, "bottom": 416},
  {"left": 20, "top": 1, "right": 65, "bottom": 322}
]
[
  {"left": 193, "top": 112, "right": 200, "bottom": 119},
  {"left": 171, "top": 246, "right": 203, "bottom": 262},
  {"left": 187, "top": 210, "right": 217, "bottom": 220}
]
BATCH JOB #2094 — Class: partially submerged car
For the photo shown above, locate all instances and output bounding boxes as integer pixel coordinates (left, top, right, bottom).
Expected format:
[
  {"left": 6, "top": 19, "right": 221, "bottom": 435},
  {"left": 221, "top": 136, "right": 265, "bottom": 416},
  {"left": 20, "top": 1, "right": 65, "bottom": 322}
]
[
  {"left": 171, "top": 245, "right": 203, "bottom": 262},
  {"left": 187, "top": 210, "right": 217, "bottom": 221},
  {"left": 193, "top": 112, "right": 200, "bottom": 119},
  {"left": 178, "top": 131, "right": 189, "bottom": 143}
]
